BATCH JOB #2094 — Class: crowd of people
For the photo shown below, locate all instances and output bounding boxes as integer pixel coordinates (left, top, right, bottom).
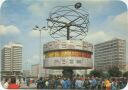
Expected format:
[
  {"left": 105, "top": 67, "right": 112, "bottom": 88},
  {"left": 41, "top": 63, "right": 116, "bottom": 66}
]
[
  {"left": 35, "top": 76, "right": 128, "bottom": 90},
  {"left": 1, "top": 75, "right": 128, "bottom": 90},
  {"left": 2, "top": 77, "right": 20, "bottom": 89},
  {"left": 2, "top": 77, "right": 33, "bottom": 89}
]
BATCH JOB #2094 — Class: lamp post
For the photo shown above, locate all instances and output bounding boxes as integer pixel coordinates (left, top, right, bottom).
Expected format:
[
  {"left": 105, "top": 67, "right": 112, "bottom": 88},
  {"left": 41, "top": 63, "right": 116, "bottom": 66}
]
[{"left": 33, "top": 25, "right": 47, "bottom": 77}]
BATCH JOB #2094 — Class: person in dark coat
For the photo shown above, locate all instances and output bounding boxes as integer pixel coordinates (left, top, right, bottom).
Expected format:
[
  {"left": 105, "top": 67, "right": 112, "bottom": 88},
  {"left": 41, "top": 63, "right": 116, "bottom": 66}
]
[{"left": 36, "top": 77, "right": 44, "bottom": 89}]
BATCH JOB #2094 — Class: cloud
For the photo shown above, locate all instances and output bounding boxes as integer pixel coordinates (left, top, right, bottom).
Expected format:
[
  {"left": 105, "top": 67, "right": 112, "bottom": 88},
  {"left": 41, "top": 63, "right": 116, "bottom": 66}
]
[
  {"left": 28, "top": 2, "right": 45, "bottom": 16},
  {"left": 27, "top": 0, "right": 111, "bottom": 17},
  {"left": 0, "top": 25, "right": 20, "bottom": 36},
  {"left": 86, "top": 31, "right": 113, "bottom": 44},
  {"left": 105, "top": 11, "right": 128, "bottom": 32},
  {"left": 108, "top": 12, "right": 128, "bottom": 31},
  {"left": 112, "top": 11, "right": 128, "bottom": 30},
  {"left": 27, "top": 0, "right": 51, "bottom": 17}
]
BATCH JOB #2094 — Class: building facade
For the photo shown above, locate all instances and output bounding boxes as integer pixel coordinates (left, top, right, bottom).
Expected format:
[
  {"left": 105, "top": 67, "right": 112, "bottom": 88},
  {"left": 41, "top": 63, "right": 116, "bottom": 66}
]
[
  {"left": 31, "top": 64, "right": 46, "bottom": 77},
  {"left": 23, "top": 70, "right": 31, "bottom": 77},
  {"left": 126, "top": 64, "right": 128, "bottom": 71},
  {"left": 1, "top": 43, "right": 22, "bottom": 77},
  {"left": 31, "top": 64, "right": 39, "bottom": 77},
  {"left": 94, "top": 39, "right": 126, "bottom": 72}
]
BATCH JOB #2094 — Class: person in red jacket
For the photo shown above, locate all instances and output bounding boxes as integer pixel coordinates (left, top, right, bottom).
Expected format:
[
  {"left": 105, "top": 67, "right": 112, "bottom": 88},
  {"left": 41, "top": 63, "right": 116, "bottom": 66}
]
[{"left": 8, "top": 77, "right": 20, "bottom": 89}]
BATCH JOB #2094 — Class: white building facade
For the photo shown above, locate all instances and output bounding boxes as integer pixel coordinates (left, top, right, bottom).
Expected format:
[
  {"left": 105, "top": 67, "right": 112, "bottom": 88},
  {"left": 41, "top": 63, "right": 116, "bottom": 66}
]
[
  {"left": 31, "top": 64, "right": 46, "bottom": 77},
  {"left": 1, "top": 43, "right": 22, "bottom": 77},
  {"left": 94, "top": 39, "right": 126, "bottom": 72},
  {"left": 126, "top": 64, "right": 128, "bottom": 71}
]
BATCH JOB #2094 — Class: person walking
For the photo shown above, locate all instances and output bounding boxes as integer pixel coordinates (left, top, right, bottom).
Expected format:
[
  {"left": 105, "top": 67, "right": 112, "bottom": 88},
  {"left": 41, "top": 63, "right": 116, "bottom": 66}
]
[
  {"left": 16, "top": 79, "right": 21, "bottom": 87},
  {"left": 49, "top": 78, "right": 54, "bottom": 89},
  {"left": 45, "top": 78, "right": 49, "bottom": 89},
  {"left": 3, "top": 78, "right": 10, "bottom": 89},
  {"left": 36, "top": 77, "right": 44, "bottom": 89},
  {"left": 67, "top": 78, "right": 71, "bottom": 89},
  {"left": 75, "top": 77, "right": 83, "bottom": 89},
  {"left": 71, "top": 78, "right": 76, "bottom": 89},
  {"left": 54, "top": 78, "right": 59, "bottom": 89},
  {"left": 111, "top": 78, "right": 117, "bottom": 90},
  {"left": 84, "top": 78, "right": 90, "bottom": 89},
  {"left": 26, "top": 78, "right": 30, "bottom": 87},
  {"left": 97, "top": 78, "right": 102, "bottom": 89},
  {"left": 57, "top": 78, "right": 62, "bottom": 89},
  {"left": 91, "top": 77, "right": 97, "bottom": 90},
  {"left": 105, "top": 79, "right": 111, "bottom": 90},
  {"left": 62, "top": 78, "right": 68, "bottom": 89}
]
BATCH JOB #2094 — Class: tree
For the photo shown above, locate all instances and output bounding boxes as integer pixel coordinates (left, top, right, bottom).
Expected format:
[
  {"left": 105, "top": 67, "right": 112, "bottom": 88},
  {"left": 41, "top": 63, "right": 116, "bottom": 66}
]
[
  {"left": 90, "top": 69, "right": 103, "bottom": 77},
  {"left": 123, "top": 71, "right": 128, "bottom": 77},
  {"left": 108, "top": 66, "right": 122, "bottom": 77},
  {"left": 102, "top": 72, "right": 109, "bottom": 78}
]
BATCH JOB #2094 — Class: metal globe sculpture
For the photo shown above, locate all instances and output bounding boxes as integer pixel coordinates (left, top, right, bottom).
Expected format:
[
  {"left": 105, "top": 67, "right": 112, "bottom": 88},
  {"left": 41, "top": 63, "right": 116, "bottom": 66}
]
[{"left": 47, "top": 2, "right": 89, "bottom": 40}]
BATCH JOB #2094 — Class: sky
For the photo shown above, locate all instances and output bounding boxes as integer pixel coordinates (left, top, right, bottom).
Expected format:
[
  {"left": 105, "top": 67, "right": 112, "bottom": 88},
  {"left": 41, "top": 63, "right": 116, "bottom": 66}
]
[{"left": 0, "top": 0, "right": 128, "bottom": 70}]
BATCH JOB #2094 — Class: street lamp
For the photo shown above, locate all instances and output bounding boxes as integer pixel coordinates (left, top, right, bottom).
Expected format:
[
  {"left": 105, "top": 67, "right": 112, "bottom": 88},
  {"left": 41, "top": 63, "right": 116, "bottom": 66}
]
[{"left": 33, "top": 25, "right": 47, "bottom": 77}]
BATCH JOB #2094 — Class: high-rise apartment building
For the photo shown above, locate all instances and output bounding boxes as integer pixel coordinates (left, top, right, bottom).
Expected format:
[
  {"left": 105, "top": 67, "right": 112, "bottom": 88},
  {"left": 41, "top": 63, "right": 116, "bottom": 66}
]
[
  {"left": 1, "top": 43, "right": 22, "bottom": 77},
  {"left": 94, "top": 39, "right": 126, "bottom": 72}
]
